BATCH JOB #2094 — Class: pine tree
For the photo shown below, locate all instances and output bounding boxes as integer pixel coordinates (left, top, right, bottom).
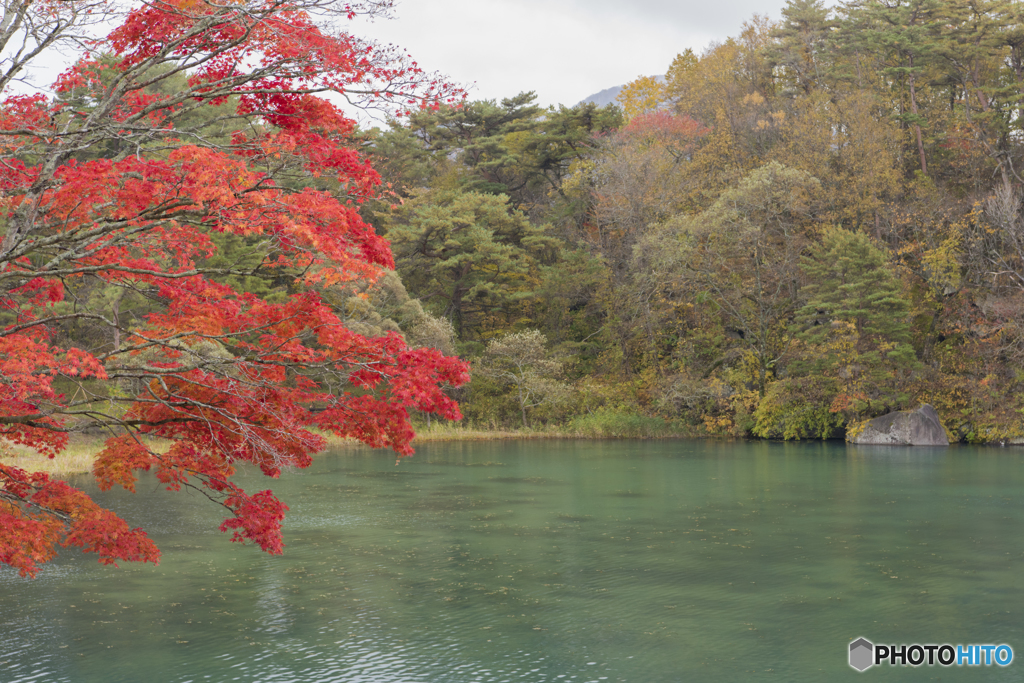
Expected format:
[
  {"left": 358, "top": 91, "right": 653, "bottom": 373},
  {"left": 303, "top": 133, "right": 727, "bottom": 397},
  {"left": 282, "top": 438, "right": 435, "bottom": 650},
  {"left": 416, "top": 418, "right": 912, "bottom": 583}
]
[
  {"left": 796, "top": 227, "right": 919, "bottom": 414},
  {"left": 771, "top": 0, "right": 837, "bottom": 96},
  {"left": 401, "top": 93, "right": 544, "bottom": 197},
  {"left": 386, "top": 191, "right": 558, "bottom": 339},
  {"left": 838, "top": 0, "right": 945, "bottom": 175}
]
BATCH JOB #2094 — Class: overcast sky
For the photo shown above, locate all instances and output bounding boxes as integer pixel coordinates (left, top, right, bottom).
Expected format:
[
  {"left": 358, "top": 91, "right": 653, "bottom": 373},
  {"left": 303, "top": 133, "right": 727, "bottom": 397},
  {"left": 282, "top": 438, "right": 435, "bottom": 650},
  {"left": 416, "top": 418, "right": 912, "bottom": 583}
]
[
  {"left": 5, "top": 0, "right": 797, "bottom": 114},
  {"left": 349, "top": 0, "right": 794, "bottom": 108}
]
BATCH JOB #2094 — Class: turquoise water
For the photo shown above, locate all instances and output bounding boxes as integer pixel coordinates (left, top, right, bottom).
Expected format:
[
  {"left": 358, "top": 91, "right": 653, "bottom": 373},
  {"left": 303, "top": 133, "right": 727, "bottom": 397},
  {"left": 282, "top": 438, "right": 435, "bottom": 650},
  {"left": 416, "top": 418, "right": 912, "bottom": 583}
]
[{"left": 2, "top": 439, "right": 1024, "bottom": 681}]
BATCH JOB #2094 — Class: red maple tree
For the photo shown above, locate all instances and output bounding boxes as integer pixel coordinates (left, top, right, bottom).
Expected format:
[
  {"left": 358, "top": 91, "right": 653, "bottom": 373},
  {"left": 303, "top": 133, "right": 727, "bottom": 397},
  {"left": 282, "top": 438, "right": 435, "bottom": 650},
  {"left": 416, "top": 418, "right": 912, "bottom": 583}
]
[{"left": 0, "top": 0, "right": 468, "bottom": 577}]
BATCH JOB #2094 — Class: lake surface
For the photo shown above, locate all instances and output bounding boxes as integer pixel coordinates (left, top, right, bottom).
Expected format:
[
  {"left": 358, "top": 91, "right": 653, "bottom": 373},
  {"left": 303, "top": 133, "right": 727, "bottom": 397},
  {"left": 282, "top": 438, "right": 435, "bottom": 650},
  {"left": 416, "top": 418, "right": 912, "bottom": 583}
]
[{"left": 2, "top": 439, "right": 1024, "bottom": 682}]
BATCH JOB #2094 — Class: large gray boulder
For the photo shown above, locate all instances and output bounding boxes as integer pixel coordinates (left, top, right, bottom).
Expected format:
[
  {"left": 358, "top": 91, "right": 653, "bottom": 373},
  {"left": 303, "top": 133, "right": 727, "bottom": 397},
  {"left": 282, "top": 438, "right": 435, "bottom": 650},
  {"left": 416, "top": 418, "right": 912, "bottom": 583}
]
[{"left": 850, "top": 405, "right": 949, "bottom": 446}]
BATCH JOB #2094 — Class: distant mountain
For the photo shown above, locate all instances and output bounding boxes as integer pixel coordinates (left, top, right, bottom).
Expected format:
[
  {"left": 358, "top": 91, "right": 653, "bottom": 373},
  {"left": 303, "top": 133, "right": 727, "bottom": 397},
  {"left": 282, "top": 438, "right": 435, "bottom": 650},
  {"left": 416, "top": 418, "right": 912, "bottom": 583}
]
[
  {"left": 579, "top": 85, "right": 624, "bottom": 108},
  {"left": 578, "top": 75, "right": 667, "bottom": 108}
]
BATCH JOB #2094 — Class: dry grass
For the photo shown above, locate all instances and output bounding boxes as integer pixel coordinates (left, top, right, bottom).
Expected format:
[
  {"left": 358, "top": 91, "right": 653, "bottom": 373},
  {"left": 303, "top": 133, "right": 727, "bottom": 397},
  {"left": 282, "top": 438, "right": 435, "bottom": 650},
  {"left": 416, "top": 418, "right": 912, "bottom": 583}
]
[
  {"left": 319, "top": 421, "right": 581, "bottom": 448},
  {"left": 0, "top": 437, "right": 103, "bottom": 477},
  {"left": 315, "top": 423, "right": 575, "bottom": 448},
  {"left": 0, "top": 435, "right": 172, "bottom": 477},
  {"left": 409, "top": 424, "right": 573, "bottom": 442}
]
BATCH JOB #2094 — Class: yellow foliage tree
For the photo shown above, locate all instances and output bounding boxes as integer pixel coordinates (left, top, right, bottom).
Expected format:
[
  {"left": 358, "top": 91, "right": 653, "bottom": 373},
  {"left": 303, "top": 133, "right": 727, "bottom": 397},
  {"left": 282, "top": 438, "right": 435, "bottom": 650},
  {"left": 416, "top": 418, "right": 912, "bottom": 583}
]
[{"left": 617, "top": 75, "right": 666, "bottom": 121}]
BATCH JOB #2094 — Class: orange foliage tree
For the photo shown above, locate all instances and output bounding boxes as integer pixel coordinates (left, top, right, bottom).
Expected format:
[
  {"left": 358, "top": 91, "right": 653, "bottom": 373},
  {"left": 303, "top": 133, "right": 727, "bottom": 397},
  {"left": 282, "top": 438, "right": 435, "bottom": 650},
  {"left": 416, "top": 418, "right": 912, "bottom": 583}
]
[
  {"left": 588, "top": 111, "right": 709, "bottom": 271},
  {"left": 0, "top": 0, "right": 468, "bottom": 577}
]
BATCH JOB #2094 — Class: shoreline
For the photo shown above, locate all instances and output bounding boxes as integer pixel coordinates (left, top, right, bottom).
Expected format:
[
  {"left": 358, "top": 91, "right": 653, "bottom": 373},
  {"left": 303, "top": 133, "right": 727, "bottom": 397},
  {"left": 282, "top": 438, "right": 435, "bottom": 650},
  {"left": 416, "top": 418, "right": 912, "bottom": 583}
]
[
  {"left": 3, "top": 427, "right": 1018, "bottom": 478},
  {"left": 1, "top": 426, "right": 695, "bottom": 477}
]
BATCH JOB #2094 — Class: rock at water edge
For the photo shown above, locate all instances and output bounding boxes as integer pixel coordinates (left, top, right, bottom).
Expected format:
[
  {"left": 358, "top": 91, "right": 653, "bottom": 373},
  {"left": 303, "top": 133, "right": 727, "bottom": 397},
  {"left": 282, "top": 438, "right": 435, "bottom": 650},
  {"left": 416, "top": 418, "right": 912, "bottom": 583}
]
[{"left": 850, "top": 405, "right": 949, "bottom": 446}]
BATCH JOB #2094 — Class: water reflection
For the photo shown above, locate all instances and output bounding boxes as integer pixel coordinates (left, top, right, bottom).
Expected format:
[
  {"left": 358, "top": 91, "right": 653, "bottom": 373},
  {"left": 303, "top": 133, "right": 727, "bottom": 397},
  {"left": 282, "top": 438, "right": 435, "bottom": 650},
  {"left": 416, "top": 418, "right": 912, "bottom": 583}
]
[{"left": 2, "top": 440, "right": 1024, "bottom": 681}]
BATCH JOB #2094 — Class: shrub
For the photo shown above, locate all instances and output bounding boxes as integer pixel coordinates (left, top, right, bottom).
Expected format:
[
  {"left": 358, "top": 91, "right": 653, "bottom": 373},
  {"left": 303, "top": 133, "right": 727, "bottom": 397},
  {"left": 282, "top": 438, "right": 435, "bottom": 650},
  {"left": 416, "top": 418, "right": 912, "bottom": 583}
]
[
  {"left": 568, "top": 409, "right": 686, "bottom": 438},
  {"left": 752, "top": 377, "right": 845, "bottom": 440}
]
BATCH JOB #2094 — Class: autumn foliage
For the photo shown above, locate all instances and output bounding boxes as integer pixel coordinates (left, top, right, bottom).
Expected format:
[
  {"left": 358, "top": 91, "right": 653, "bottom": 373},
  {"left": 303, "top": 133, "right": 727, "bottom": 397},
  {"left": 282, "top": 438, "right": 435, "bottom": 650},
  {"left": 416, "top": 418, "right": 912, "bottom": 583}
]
[{"left": 0, "top": 0, "right": 467, "bottom": 576}]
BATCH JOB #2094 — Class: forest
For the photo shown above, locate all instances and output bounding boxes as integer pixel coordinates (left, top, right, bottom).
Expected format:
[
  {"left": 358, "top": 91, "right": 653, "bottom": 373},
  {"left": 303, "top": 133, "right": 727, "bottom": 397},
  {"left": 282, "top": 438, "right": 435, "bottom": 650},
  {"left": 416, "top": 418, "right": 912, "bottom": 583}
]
[{"left": 353, "top": 0, "right": 1024, "bottom": 444}]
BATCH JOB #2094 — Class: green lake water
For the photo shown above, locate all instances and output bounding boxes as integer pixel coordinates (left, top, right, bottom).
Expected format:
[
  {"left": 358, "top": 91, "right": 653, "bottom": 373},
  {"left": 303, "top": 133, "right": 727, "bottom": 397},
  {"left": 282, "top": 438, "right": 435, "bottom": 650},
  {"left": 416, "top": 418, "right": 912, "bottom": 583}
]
[{"left": 2, "top": 439, "right": 1024, "bottom": 682}]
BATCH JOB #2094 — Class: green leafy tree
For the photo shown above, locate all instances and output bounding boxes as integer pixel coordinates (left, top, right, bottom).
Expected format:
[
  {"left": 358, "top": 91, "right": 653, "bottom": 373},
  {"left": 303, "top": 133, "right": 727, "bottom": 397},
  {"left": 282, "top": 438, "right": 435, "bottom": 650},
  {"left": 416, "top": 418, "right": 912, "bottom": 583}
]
[
  {"left": 324, "top": 270, "right": 427, "bottom": 339},
  {"left": 533, "top": 249, "right": 609, "bottom": 351},
  {"left": 369, "top": 96, "right": 621, "bottom": 225},
  {"left": 478, "top": 329, "right": 564, "bottom": 427},
  {"left": 502, "top": 102, "right": 622, "bottom": 225},
  {"left": 386, "top": 191, "right": 558, "bottom": 338},
  {"left": 653, "top": 162, "right": 820, "bottom": 396}
]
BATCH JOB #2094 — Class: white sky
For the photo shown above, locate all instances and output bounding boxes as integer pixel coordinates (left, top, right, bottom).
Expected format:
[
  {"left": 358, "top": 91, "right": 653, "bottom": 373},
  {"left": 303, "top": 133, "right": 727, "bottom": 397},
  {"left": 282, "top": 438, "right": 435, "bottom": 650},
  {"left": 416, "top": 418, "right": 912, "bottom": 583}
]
[
  {"left": 350, "top": 0, "right": 794, "bottom": 108},
  {"left": 4, "top": 0, "right": 797, "bottom": 113}
]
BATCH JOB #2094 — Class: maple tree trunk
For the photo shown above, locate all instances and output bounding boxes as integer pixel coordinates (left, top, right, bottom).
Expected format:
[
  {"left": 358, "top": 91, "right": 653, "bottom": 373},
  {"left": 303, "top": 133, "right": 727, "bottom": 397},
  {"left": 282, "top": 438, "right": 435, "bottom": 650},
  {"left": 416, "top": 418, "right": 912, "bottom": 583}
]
[{"left": 112, "top": 298, "right": 120, "bottom": 353}]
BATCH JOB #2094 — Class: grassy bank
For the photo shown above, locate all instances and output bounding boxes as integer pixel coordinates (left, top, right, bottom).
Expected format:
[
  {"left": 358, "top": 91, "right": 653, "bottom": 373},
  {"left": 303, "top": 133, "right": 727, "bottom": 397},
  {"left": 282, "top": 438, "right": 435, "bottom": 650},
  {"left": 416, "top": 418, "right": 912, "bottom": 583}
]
[
  {"left": 396, "top": 411, "right": 692, "bottom": 442},
  {"left": 1, "top": 436, "right": 111, "bottom": 478},
  {"left": 1, "top": 413, "right": 692, "bottom": 476},
  {"left": 0, "top": 436, "right": 172, "bottom": 478},
  {"left": 0, "top": 430, "right": 563, "bottom": 476}
]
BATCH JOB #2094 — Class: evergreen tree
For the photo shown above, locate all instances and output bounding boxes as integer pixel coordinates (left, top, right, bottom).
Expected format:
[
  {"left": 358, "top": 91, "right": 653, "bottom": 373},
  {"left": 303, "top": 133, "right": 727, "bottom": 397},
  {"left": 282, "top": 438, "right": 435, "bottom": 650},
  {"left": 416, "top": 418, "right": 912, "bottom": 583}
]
[
  {"left": 401, "top": 92, "right": 544, "bottom": 197},
  {"left": 386, "top": 191, "right": 559, "bottom": 339},
  {"left": 770, "top": 0, "right": 837, "bottom": 96},
  {"left": 932, "top": 0, "right": 1019, "bottom": 188},
  {"left": 795, "top": 227, "right": 919, "bottom": 414},
  {"left": 507, "top": 102, "right": 622, "bottom": 221},
  {"left": 838, "top": 0, "right": 945, "bottom": 175}
]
